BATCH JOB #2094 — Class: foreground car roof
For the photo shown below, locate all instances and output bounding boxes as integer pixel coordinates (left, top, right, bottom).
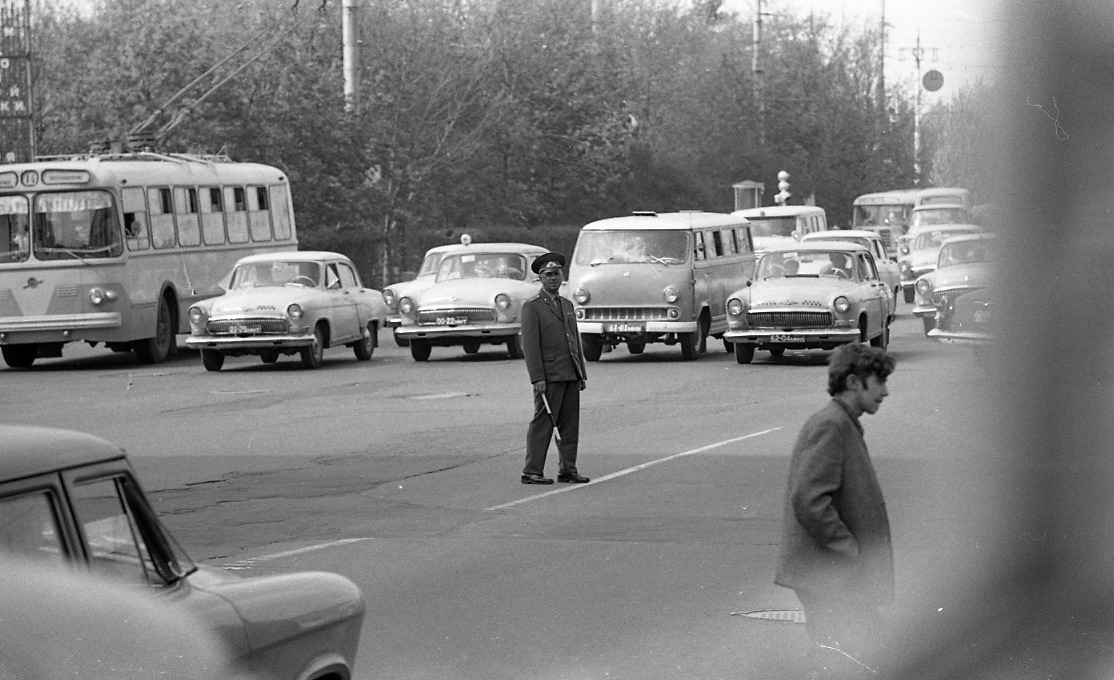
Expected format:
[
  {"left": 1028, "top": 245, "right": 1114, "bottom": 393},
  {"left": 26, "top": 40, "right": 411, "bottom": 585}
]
[
  {"left": 234, "top": 250, "right": 351, "bottom": 265},
  {"left": 764, "top": 241, "right": 868, "bottom": 253},
  {"left": 0, "top": 425, "right": 124, "bottom": 482},
  {"left": 802, "top": 230, "right": 881, "bottom": 240}
]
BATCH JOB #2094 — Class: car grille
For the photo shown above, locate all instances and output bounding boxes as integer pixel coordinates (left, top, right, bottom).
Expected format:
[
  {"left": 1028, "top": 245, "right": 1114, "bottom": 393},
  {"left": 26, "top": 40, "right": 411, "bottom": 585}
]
[
  {"left": 932, "top": 287, "right": 982, "bottom": 307},
  {"left": 417, "top": 307, "right": 495, "bottom": 325},
  {"left": 582, "top": 307, "right": 671, "bottom": 321},
  {"left": 207, "top": 318, "right": 289, "bottom": 335},
  {"left": 746, "top": 311, "right": 833, "bottom": 328}
]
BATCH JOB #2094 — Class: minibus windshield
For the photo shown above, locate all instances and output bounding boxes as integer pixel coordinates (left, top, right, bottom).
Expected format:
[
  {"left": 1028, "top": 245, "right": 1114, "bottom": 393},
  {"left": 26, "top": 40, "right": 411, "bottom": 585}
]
[
  {"left": 746, "top": 217, "right": 797, "bottom": 239},
  {"left": 575, "top": 230, "right": 688, "bottom": 266}
]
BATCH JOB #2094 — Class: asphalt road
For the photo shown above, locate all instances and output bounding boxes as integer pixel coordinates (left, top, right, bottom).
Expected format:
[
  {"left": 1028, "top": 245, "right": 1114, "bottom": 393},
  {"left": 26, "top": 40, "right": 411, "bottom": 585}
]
[{"left": 1, "top": 310, "right": 1003, "bottom": 680}]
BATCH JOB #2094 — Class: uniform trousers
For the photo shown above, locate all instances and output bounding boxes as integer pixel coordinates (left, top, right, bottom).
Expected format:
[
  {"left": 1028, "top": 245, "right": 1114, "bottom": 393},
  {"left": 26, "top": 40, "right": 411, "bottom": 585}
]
[{"left": 523, "top": 379, "right": 580, "bottom": 476}]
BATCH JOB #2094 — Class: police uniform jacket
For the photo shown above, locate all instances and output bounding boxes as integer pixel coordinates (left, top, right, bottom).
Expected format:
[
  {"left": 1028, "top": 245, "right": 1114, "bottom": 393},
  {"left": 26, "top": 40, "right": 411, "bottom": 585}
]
[
  {"left": 521, "top": 290, "right": 586, "bottom": 384},
  {"left": 774, "top": 399, "right": 894, "bottom": 605}
]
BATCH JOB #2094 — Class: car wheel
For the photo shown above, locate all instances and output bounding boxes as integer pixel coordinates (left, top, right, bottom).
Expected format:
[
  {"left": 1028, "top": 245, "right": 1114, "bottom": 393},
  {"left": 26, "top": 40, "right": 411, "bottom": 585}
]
[
  {"left": 922, "top": 316, "right": 936, "bottom": 335},
  {"left": 410, "top": 339, "right": 432, "bottom": 362},
  {"left": 627, "top": 342, "right": 645, "bottom": 355},
  {"left": 201, "top": 349, "right": 225, "bottom": 372},
  {"left": 506, "top": 334, "right": 524, "bottom": 359},
  {"left": 680, "top": 318, "right": 706, "bottom": 360},
  {"left": 769, "top": 347, "right": 786, "bottom": 359},
  {"left": 463, "top": 340, "right": 481, "bottom": 355},
  {"left": 871, "top": 323, "right": 890, "bottom": 349},
  {"left": 260, "top": 351, "right": 279, "bottom": 364},
  {"left": 135, "top": 295, "right": 176, "bottom": 364},
  {"left": 734, "top": 343, "right": 754, "bottom": 364},
  {"left": 354, "top": 323, "right": 375, "bottom": 361},
  {"left": 1, "top": 344, "right": 37, "bottom": 368},
  {"left": 300, "top": 325, "right": 325, "bottom": 368},
  {"left": 393, "top": 331, "right": 410, "bottom": 348},
  {"left": 894, "top": 286, "right": 902, "bottom": 307},
  {"left": 582, "top": 333, "right": 603, "bottom": 362}
]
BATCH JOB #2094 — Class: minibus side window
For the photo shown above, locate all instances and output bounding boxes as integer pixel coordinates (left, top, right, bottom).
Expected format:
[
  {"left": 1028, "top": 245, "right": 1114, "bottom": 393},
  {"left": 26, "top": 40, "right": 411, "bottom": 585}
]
[
  {"left": 721, "top": 229, "right": 737, "bottom": 255},
  {"left": 693, "top": 231, "right": 706, "bottom": 261},
  {"left": 710, "top": 230, "right": 724, "bottom": 257}
]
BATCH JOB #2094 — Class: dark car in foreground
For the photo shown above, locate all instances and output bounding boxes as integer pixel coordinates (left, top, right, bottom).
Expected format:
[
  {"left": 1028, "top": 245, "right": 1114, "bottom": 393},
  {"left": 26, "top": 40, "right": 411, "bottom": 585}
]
[{"left": 0, "top": 425, "right": 366, "bottom": 680}]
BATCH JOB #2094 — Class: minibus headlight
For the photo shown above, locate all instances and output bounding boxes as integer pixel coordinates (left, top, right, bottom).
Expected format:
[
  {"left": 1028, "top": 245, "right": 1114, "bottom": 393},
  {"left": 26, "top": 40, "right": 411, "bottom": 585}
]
[
  {"left": 188, "top": 306, "right": 206, "bottom": 324},
  {"left": 663, "top": 286, "right": 679, "bottom": 303},
  {"left": 833, "top": 296, "right": 851, "bottom": 313},
  {"left": 399, "top": 297, "right": 414, "bottom": 314},
  {"left": 915, "top": 279, "right": 933, "bottom": 295},
  {"left": 727, "top": 298, "right": 745, "bottom": 316},
  {"left": 573, "top": 288, "right": 590, "bottom": 304},
  {"left": 668, "top": 308, "right": 680, "bottom": 319},
  {"left": 495, "top": 293, "right": 511, "bottom": 310},
  {"left": 287, "top": 303, "right": 304, "bottom": 319}
]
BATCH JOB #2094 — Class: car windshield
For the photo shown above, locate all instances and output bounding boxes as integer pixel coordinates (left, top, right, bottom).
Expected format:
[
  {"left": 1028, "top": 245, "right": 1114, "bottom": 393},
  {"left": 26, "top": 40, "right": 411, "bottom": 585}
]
[
  {"left": 745, "top": 216, "right": 798, "bottom": 239},
  {"left": 756, "top": 250, "right": 859, "bottom": 280},
  {"left": 436, "top": 252, "right": 528, "bottom": 281},
  {"left": 574, "top": 230, "right": 688, "bottom": 266},
  {"left": 911, "top": 229, "right": 979, "bottom": 251},
  {"left": 229, "top": 261, "right": 322, "bottom": 289},
  {"left": 910, "top": 207, "right": 968, "bottom": 227},
  {"left": 939, "top": 240, "right": 995, "bottom": 267}
]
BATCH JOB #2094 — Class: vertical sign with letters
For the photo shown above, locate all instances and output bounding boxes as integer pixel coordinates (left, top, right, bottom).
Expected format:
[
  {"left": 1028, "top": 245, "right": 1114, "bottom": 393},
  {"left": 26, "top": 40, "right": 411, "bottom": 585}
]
[{"left": 0, "top": 0, "right": 31, "bottom": 163}]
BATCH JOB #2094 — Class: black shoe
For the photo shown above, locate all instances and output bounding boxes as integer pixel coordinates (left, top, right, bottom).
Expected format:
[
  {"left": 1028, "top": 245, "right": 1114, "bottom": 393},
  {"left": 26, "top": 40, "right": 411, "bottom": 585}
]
[
  {"left": 521, "top": 473, "right": 555, "bottom": 485},
  {"left": 557, "top": 471, "right": 590, "bottom": 483}
]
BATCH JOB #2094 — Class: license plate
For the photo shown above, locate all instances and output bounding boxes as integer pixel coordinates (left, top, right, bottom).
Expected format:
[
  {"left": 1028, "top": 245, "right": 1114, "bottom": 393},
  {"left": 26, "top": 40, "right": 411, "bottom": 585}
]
[
  {"left": 770, "top": 334, "right": 805, "bottom": 343},
  {"left": 605, "top": 322, "right": 644, "bottom": 334},
  {"left": 435, "top": 316, "right": 468, "bottom": 326},
  {"left": 228, "top": 324, "right": 261, "bottom": 334}
]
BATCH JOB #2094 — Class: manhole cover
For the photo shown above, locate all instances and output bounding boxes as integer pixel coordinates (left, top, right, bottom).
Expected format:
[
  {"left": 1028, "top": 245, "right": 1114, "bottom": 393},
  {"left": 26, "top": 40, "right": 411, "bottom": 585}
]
[{"left": 734, "top": 609, "right": 806, "bottom": 623}]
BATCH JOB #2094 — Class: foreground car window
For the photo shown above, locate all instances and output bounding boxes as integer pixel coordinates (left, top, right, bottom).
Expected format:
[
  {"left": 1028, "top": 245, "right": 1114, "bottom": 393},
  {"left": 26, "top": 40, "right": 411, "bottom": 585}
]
[{"left": 0, "top": 492, "right": 65, "bottom": 563}]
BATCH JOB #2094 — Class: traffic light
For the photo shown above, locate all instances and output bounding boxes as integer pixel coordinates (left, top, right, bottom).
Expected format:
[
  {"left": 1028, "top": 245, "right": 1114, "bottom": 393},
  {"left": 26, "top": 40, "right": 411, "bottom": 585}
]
[{"left": 774, "top": 171, "right": 791, "bottom": 205}]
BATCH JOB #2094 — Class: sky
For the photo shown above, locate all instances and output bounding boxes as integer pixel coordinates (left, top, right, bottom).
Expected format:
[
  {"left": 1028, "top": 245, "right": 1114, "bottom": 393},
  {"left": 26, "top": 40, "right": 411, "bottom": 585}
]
[{"left": 721, "top": 0, "right": 1005, "bottom": 102}]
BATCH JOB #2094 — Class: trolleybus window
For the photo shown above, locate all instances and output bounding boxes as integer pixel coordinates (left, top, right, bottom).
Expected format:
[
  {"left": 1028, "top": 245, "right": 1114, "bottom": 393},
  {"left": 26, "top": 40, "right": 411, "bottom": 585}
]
[
  {"left": 247, "top": 185, "right": 272, "bottom": 242},
  {"left": 200, "top": 187, "right": 225, "bottom": 245},
  {"left": 148, "top": 187, "right": 175, "bottom": 249},
  {"left": 174, "top": 187, "right": 201, "bottom": 248},
  {"left": 33, "top": 191, "right": 122, "bottom": 259},
  {"left": 268, "top": 185, "right": 292, "bottom": 240},
  {"left": 121, "top": 187, "right": 150, "bottom": 251},
  {"left": 224, "top": 186, "right": 249, "bottom": 243},
  {"left": 0, "top": 195, "right": 29, "bottom": 262}
]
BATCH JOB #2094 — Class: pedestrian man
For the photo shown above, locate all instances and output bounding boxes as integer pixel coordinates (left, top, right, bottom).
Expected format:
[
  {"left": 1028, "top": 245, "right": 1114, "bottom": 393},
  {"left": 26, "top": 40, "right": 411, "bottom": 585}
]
[
  {"left": 775, "top": 343, "right": 896, "bottom": 677},
  {"left": 520, "top": 252, "right": 588, "bottom": 485}
]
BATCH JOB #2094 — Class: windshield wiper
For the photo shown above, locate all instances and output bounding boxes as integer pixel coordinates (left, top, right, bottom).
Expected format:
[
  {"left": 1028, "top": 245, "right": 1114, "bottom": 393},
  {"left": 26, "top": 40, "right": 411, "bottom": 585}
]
[{"left": 36, "top": 246, "right": 92, "bottom": 265}]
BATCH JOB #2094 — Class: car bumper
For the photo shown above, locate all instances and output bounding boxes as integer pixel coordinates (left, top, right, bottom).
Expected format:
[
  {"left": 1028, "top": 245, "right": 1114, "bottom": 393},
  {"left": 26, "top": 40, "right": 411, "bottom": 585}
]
[
  {"left": 394, "top": 323, "right": 519, "bottom": 340},
  {"left": 385, "top": 316, "right": 402, "bottom": 329},
  {"left": 576, "top": 320, "right": 698, "bottom": 334},
  {"left": 723, "top": 328, "right": 861, "bottom": 345},
  {"left": 185, "top": 333, "right": 315, "bottom": 351},
  {"left": 926, "top": 328, "right": 993, "bottom": 343},
  {"left": 912, "top": 304, "right": 936, "bottom": 318}
]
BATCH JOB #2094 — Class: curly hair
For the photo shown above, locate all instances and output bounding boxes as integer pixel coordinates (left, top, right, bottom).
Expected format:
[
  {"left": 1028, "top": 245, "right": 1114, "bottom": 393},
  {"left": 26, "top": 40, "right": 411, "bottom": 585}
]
[{"left": 827, "top": 344, "right": 895, "bottom": 396}]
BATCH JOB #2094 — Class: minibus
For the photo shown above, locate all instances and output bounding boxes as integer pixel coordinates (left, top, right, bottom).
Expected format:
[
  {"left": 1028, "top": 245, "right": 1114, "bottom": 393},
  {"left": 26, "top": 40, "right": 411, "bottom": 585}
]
[
  {"left": 730, "top": 205, "right": 828, "bottom": 254},
  {"left": 567, "top": 211, "right": 756, "bottom": 361}
]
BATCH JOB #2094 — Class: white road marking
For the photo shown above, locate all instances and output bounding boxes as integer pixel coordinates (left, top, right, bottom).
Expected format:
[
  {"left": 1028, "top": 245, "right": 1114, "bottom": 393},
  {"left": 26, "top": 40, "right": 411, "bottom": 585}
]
[
  {"left": 223, "top": 538, "right": 373, "bottom": 570},
  {"left": 485, "top": 427, "right": 783, "bottom": 512}
]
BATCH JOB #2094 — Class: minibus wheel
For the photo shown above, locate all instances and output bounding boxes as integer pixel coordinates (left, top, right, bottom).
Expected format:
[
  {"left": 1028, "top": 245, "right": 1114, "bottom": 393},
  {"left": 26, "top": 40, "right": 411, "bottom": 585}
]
[
  {"left": 581, "top": 334, "right": 603, "bottom": 361},
  {"left": 680, "top": 318, "right": 706, "bottom": 360}
]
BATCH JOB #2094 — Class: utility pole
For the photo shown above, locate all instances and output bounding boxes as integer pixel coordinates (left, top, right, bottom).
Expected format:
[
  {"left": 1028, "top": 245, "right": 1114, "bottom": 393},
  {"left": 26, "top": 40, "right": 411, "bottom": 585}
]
[
  {"left": 902, "top": 31, "right": 939, "bottom": 185},
  {"left": 342, "top": 0, "right": 360, "bottom": 114},
  {"left": 753, "top": 0, "right": 766, "bottom": 147},
  {"left": 877, "top": 0, "right": 885, "bottom": 110}
]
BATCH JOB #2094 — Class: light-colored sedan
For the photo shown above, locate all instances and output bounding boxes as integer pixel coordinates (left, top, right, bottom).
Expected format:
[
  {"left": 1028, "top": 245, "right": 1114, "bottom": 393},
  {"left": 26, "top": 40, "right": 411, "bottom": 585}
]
[
  {"left": 897, "top": 224, "right": 982, "bottom": 303},
  {"left": 383, "top": 241, "right": 461, "bottom": 346},
  {"left": 394, "top": 243, "right": 548, "bottom": 361},
  {"left": 801, "top": 229, "right": 901, "bottom": 306},
  {"left": 186, "top": 251, "right": 387, "bottom": 371},
  {"left": 915, "top": 233, "right": 997, "bottom": 335},
  {"left": 0, "top": 425, "right": 366, "bottom": 680},
  {"left": 723, "top": 242, "right": 893, "bottom": 364}
]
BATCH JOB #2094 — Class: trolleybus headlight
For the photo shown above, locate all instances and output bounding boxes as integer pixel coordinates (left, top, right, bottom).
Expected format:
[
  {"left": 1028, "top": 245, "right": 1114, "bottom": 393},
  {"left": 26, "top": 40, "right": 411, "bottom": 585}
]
[
  {"left": 915, "top": 279, "right": 933, "bottom": 296},
  {"left": 834, "top": 296, "right": 851, "bottom": 313},
  {"left": 663, "top": 286, "right": 679, "bottom": 303},
  {"left": 495, "top": 293, "right": 511, "bottom": 310},
  {"left": 188, "top": 306, "right": 206, "bottom": 324},
  {"left": 88, "top": 288, "right": 116, "bottom": 305},
  {"left": 573, "top": 288, "right": 590, "bottom": 304},
  {"left": 727, "top": 298, "right": 745, "bottom": 316},
  {"left": 399, "top": 297, "right": 414, "bottom": 314},
  {"left": 287, "top": 303, "right": 304, "bottom": 320}
]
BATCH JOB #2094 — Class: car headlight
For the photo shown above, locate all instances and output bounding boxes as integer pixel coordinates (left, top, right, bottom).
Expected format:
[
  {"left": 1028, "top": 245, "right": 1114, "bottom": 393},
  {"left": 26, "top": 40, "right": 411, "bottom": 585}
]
[
  {"left": 899, "top": 245, "right": 910, "bottom": 255},
  {"left": 495, "top": 293, "right": 511, "bottom": 310},
  {"left": 898, "top": 260, "right": 911, "bottom": 273},
  {"left": 287, "top": 303, "right": 304, "bottom": 319},
  {"left": 727, "top": 298, "right": 745, "bottom": 316},
  {"left": 383, "top": 289, "right": 396, "bottom": 306},
  {"left": 663, "top": 286, "right": 679, "bottom": 303},
  {"left": 573, "top": 288, "right": 590, "bottom": 304},
  {"left": 834, "top": 296, "right": 851, "bottom": 313},
  {"left": 399, "top": 297, "right": 414, "bottom": 314},
  {"left": 188, "top": 306, "right": 206, "bottom": 324},
  {"left": 915, "top": 279, "right": 933, "bottom": 295}
]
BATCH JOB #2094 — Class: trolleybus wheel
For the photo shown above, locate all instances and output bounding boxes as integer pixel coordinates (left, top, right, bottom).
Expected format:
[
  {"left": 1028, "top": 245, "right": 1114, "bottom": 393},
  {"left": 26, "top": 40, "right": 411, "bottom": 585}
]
[
  {"left": 135, "top": 295, "right": 176, "bottom": 364},
  {"left": 1, "top": 344, "right": 37, "bottom": 368}
]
